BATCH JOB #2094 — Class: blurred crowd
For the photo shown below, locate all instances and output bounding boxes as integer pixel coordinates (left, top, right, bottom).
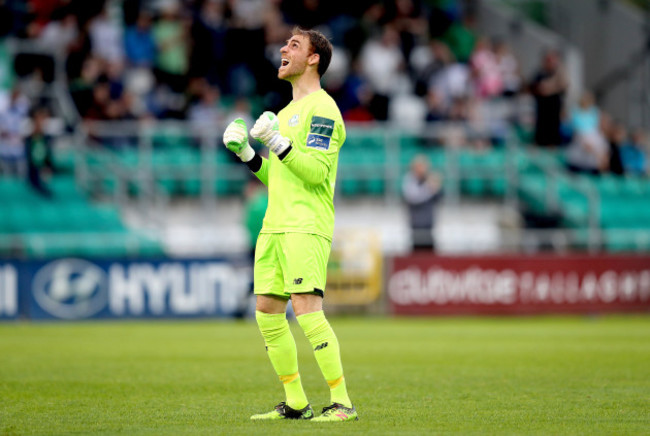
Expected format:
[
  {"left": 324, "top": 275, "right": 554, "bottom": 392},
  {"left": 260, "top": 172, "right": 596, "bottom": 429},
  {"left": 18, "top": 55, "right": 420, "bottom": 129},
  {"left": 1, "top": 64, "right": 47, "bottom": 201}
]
[{"left": 0, "top": 0, "right": 647, "bottom": 181}]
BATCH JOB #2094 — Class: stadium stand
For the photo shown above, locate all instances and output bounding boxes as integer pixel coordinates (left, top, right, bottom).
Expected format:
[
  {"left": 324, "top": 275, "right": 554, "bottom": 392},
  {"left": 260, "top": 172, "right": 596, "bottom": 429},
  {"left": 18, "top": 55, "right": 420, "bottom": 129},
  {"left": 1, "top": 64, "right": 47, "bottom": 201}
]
[{"left": 0, "top": 0, "right": 648, "bottom": 257}]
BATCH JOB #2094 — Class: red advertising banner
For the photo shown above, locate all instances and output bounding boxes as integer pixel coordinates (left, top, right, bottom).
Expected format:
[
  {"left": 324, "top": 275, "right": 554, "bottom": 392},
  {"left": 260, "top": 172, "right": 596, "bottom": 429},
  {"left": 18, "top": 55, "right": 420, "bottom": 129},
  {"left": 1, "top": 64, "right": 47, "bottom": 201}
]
[{"left": 388, "top": 254, "right": 650, "bottom": 315}]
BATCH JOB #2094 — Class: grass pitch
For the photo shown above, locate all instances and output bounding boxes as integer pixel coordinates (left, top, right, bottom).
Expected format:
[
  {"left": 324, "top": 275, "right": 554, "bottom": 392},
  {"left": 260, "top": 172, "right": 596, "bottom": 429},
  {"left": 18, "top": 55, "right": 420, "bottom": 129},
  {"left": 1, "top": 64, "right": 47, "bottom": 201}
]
[{"left": 1, "top": 315, "right": 649, "bottom": 435}]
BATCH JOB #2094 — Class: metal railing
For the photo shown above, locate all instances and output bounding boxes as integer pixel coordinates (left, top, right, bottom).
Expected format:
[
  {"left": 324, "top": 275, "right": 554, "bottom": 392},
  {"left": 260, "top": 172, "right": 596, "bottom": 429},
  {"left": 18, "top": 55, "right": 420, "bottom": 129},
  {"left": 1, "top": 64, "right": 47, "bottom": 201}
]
[{"left": 522, "top": 149, "right": 601, "bottom": 252}]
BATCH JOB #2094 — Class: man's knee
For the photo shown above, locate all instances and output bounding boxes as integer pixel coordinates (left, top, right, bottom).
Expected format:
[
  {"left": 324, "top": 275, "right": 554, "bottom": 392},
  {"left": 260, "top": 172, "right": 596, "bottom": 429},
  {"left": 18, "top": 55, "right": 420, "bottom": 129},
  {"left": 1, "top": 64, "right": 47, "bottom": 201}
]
[
  {"left": 256, "top": 294, "right": 288, "bottom": 314},
  {"left": 291, "top": 293, "right": 323, "bottom": 316}
]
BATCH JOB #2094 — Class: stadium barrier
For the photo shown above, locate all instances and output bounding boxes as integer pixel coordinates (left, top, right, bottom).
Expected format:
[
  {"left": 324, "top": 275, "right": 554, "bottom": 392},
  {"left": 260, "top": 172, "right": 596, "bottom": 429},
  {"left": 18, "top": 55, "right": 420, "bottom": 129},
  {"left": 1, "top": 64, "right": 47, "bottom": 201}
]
[
  {"left": 388, "top": 254, "right": 650, "bottom": 315},
  {"left": 4, "top": 253, "right": 650, "bottom": 321},
  {"left": 0, "top": 257, "right": 251, "bottom": 320}
]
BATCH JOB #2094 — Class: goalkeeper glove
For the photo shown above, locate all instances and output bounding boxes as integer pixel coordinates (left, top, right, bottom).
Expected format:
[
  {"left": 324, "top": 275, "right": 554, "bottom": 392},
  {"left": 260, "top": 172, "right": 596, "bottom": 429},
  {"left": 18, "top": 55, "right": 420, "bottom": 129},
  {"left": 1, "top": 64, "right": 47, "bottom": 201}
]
[
  {"left": 250, "top": 111, "right": 291, "bottom": 156},
  {"left": 223, "top": 118, "right": 255, "bottom": 162}
]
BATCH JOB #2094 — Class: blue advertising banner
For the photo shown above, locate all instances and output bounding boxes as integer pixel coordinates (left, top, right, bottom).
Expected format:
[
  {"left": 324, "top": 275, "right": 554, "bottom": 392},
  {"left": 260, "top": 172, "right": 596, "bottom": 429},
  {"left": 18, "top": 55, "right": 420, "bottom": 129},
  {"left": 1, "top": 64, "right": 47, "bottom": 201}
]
[{"left": 2, "top": 258, "right": 252, "bottom": 320}]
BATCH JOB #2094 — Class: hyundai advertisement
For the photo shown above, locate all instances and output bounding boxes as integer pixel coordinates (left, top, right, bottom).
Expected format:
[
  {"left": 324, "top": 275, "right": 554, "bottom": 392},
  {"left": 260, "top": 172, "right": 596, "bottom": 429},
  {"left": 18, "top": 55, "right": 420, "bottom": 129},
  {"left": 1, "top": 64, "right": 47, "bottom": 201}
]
[{"left": 1, "top": 258, "right": 252, "bottom": 320}]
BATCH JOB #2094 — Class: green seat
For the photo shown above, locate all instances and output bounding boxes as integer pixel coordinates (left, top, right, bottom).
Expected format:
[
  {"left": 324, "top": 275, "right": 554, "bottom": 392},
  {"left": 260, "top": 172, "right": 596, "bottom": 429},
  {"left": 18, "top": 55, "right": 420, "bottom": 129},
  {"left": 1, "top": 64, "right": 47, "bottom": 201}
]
[
  {"left": 490, "top": 177, "right": 507, "bottom": 196},
  {"left": 462, "top": 177, "right": 486, "bottom": 196},
  {"left": 0, "top": 179, "right": 32, "bottom": 201},
  {"left": 365, "top": 178, "right": 385, "bottom": 195},
  {"left": 340, "top": 178, "right": 360, "bottom": 196},
  {"left": 182, "top": 177, "right": 201, "bottom": 196},
  {"left": 92, "top": 206, "right": 126, "bottom": 232},
  {"left": 603, "top": 229, "right": 650, "bottom": 253}
]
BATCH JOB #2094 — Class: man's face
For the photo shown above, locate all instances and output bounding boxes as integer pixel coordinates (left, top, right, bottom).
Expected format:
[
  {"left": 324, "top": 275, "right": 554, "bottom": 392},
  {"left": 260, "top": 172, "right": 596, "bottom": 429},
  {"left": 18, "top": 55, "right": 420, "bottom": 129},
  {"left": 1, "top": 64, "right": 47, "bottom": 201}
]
[
  {"left": 412, "top": 160, "right": 428, "bottom": 179},
  {"left": 278, "top": 34, "right": 317, "bottom": 81}
]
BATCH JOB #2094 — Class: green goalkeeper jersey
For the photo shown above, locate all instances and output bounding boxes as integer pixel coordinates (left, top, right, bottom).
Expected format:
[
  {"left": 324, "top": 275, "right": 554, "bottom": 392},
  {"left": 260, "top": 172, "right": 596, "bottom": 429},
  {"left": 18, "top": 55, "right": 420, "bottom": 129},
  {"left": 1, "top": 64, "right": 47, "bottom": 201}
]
[{"left": 252, "top": 89, "right": 345, "bottom": 241}]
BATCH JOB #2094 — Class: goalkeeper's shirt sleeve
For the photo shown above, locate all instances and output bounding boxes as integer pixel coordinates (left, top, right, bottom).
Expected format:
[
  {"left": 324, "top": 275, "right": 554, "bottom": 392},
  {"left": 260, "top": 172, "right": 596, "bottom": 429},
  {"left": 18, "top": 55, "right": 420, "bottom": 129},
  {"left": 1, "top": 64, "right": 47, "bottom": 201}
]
[
  {"left": 277, "top": 147, "right": 333, "bottom": 186},
  {"left": 245, "top": 154, "right": 270, "bottom": 186},
  {"left": 275, "top": 111, "right": 343, "bottom": 186}
]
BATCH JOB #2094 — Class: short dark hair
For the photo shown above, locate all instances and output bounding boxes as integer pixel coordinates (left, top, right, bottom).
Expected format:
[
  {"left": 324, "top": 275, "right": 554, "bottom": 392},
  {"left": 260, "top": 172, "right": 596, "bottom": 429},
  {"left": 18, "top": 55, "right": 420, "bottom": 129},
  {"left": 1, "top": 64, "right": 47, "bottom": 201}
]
[{"left": 292, "top": 26, "right": 332, "bottom": 78}]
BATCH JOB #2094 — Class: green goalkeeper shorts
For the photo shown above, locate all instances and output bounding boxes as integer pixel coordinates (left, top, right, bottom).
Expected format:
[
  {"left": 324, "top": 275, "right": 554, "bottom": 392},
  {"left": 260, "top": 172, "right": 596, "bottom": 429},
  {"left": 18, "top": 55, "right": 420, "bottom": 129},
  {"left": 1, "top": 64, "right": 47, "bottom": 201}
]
[{"left": 253, "top": 232, "right": 331, "bottom": 299}]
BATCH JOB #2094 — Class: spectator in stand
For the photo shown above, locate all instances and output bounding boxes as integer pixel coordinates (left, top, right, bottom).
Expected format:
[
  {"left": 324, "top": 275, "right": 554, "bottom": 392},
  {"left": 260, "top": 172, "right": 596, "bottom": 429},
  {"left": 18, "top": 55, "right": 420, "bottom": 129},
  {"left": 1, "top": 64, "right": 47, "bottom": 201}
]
[
  {"left": 428, "top": 42, "right": 471, "bottom": 111},
  {"left": 569, "top": 91, "right": 599, "bottom": 136},
  {"left": 402, "top": 155, "right": 443, "bottom": 252},
  {"left": 441, "top": 14, "right": 476, "bottom": 64},
  {"left": 105, "top": 60, "right": 125, "bottom": 101},
  {"left": 188, "top": 83, "right": 224, "bottom": 130},
  {"left": 530, "top": 49, "right": 568, "bottom": 147},
  {"left": 84, "top": 79, "right": 112, "bottom": 120},
  {"left": 69, "top": 57, "right": 102, "bottom": 117},
  {"left": 338, "top": 60, "right": 376, "bottom": 122},
  {"left": 565, "top": 109, "right": 610, "bottom": 175},
  {"left": 25, "top": 106, "right": 55, "bottom": 197},
  {"left": 89, "top": 7, "right": 124, "bottom": 63},
  {"left": 0, "top": 88, "right": 30, "bottom": 175},
  {"left": 470, "top": 36, "right": 502, "bottom": 98},
  {"left": 38, "top": 11, "right": 78, "bottom": 55},
  {"left": 411, "top": 39, "right": 448, "bottom": 97},
  {"left": 620, "top": 128, "right": 648, "bottom": 176},
  {"left": 25, "top": 0, "right": 64, "bottom": 36},
  {"left": 341, "top": 86, "right": 376, "bottom": 122},
  {"left": 493, "top": 39, "right": 521, "bottom": 97},
  {"left": 64, "top": 18, "right": 93, "bottom": 86},
  {"left": 222, "top": 0, "right": 270, "bottom": 97},
  {"left": 387, "top": 0, "right": 429, "bottom": 67},
  {"left": 606, "top": 120, "right": 625, "bottom": 176},
  {"left": 123, "top": 11, "right": 157, "bottom": 120},
  {"left": 153, "top": 1, "right": 190, "bottom": 93},
  {"left": 191, "top": 0, "right": 228, "bottom": 88},
  {"left": 0, "top": 38, "right": 15, "bottom": 112},
  {"left": 360, "top": 25, "right": 407, "bottom": 120},
  {"left": 424, "top": 88, "right": 446, "bottom": 122},
  {"left": 125, "top": 10, "right": 157, "bottom": 68}
]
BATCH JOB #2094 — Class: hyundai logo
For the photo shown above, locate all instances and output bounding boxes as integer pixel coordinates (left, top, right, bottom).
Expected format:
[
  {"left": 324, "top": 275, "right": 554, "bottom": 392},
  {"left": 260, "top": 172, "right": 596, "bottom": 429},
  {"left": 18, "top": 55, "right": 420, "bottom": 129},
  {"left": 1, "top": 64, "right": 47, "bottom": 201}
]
[{"left": 32, "top": 259, "right": 108, "bottom": 319}]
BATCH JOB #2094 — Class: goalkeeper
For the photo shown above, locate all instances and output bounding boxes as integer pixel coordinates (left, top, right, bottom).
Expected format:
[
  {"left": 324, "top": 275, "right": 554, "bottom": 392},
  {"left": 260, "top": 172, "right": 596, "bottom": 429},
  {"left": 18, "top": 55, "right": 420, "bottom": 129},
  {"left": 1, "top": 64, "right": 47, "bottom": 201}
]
[{"left": 222, "top": 27, "right": 357, "bottom": 422}]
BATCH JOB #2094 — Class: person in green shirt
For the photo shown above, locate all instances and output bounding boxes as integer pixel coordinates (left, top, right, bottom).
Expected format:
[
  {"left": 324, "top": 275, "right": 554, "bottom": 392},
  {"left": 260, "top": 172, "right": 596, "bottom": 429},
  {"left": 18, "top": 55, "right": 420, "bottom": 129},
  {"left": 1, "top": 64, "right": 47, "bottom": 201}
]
[
  {"left": 25, "top": 107, "right": 55, "bottom": 197},
  {"left": 222, "top": 27, "right": 357, "bottom": 423},
  {"left": 244, "top": 177, "right": 268, "bottom": 260}
]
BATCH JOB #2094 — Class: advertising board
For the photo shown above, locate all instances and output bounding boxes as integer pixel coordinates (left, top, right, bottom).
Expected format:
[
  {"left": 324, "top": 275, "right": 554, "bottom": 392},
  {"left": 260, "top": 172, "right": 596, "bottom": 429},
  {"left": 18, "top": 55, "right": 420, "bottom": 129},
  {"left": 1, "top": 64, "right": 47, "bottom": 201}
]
[
  {"left": 389, "top": 255, "right": 650, "bottom": 315},
  {"left": 3, "top": 258, "right": 251, "bottom": 320}
]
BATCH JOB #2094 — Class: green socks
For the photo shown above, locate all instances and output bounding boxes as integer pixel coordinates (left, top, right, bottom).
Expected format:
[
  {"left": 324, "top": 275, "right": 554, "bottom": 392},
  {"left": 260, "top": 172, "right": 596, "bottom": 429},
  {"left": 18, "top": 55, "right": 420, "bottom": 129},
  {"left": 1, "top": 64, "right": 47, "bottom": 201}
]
[
  {"left": 255, "top": 311, "right": 308, "bottom": 410},
  {"left": 297, "top": 310, "right": 352, "bottom": 408},
  {"left": 256, "top": 310, "right": 352, "bottom": 409}
]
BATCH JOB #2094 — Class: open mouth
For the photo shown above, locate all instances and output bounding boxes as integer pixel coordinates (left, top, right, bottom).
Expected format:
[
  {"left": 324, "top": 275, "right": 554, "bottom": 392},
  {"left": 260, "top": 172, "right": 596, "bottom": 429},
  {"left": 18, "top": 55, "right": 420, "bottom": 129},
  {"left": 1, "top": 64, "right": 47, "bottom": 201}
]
[{"left": 281, "top": 58, "right": 289, "bottom": 67}]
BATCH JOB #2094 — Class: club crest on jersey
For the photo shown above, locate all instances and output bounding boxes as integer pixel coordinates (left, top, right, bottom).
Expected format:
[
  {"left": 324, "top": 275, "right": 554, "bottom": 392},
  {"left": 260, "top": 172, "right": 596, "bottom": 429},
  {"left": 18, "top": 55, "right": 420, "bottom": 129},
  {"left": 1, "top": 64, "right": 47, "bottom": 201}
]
[{"left": 288, "top": 114, "right": 300, "bottom": 126}]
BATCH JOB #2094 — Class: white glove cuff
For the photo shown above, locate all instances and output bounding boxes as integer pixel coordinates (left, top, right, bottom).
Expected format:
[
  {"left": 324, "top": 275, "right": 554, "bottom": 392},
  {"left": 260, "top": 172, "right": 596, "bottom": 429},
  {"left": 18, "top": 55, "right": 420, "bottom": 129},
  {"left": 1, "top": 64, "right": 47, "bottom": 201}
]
[
  {"left": 268, "top": 134, "right": 291, "bottom": 156},
  {"left": 237, "top": 144, "right": 256, "bottom": 162}
]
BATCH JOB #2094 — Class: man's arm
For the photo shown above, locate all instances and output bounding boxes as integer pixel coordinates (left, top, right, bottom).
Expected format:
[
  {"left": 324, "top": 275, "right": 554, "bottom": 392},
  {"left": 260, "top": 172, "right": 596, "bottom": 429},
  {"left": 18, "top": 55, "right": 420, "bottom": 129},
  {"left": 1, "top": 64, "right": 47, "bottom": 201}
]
[
  {"left": 251, "top": 111, "right": 338, "bottom": 186},
  {"left": 276, "top": 146, "right": 333, "bottom": 186},
  {"left": 222, "top": 118, "right": 270, "bottom": 186},
  {"left": 244, "top": 153, "right": 270, "bottom": 186}
]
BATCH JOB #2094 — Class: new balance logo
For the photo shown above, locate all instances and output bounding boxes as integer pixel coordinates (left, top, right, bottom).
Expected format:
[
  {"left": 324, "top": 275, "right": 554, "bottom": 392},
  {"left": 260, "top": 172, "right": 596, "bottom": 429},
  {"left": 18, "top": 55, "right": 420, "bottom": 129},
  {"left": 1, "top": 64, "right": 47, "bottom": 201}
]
[
  {"left": 293, "top": 278, "right": 303, "bottom": 285},
  {"left": 314, "top": 342, "right": 328, "bottom": 351}
]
